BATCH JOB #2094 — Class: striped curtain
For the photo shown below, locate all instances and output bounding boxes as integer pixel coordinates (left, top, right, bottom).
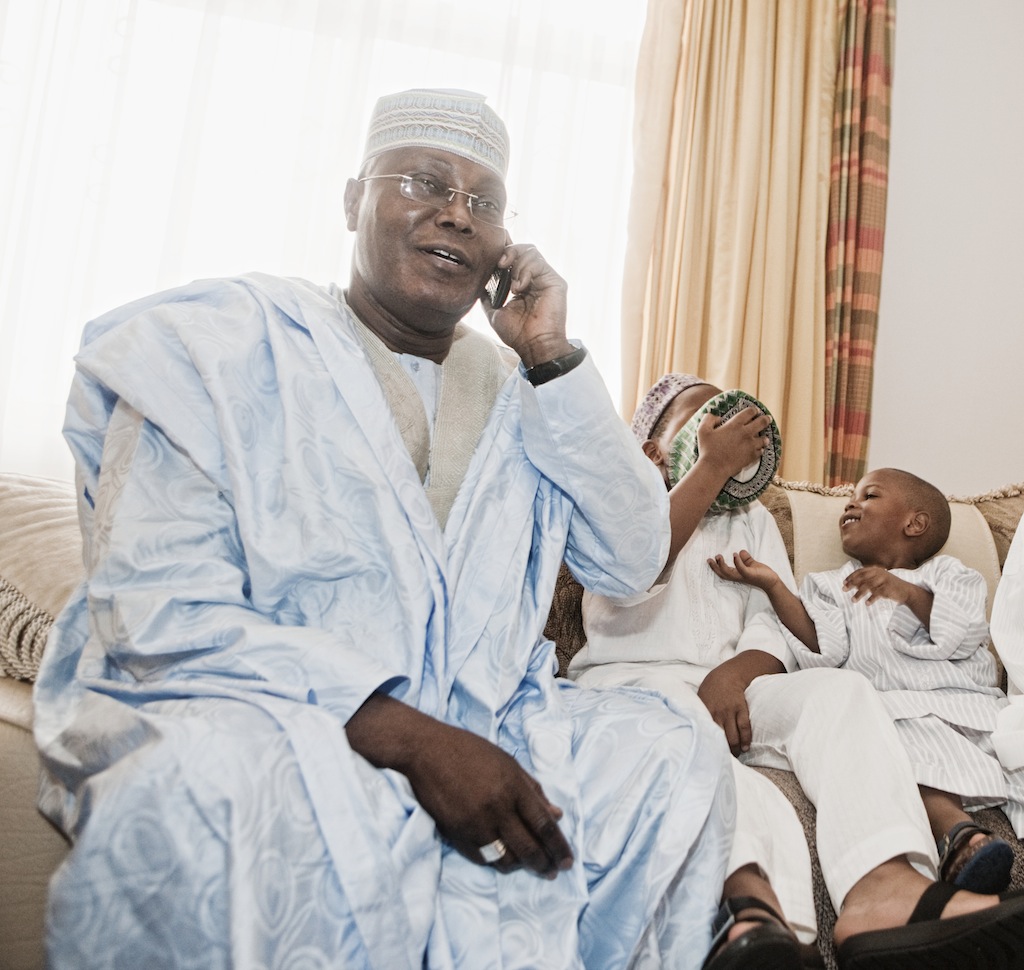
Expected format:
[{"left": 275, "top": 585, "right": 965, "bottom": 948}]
[{"left": 824, "top": 0, "right": 896, "bottom": 485}]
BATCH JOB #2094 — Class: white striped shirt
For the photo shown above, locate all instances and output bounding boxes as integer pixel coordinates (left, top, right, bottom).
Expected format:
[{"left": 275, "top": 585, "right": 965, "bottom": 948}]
[{"left": 787, "top": 556, "right": 1006, "bottom": 732}]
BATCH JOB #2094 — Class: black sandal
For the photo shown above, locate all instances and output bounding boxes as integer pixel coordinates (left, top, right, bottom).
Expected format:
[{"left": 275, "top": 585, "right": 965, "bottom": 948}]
[
  {"left": 837, "top": 880, "right": 1024, "bottom": 969},
  {"left": 937, "top": 820, "right": 1014, "bottom": 894},
  {"left": 701, "top": 895, "right": 806, "bottom": 970}
]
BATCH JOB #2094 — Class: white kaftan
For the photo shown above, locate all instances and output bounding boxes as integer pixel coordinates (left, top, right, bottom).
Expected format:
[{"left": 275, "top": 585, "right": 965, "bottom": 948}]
[
  {"left": 789, "top": 555, "right": 1024, "bottom": 835},
  {"left": 33, "top": 274, "right": 734, "bottom": 970},
  {"left": 992, "top": 526, "right": 1024, "bottom": 768}
]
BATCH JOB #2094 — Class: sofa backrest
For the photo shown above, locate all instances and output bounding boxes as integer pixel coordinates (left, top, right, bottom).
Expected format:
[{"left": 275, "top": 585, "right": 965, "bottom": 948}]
[
  {"left": 549, "top": 479, "right": 1024, "bottom": 678},
  {"left": 1, "top": 472, "right": 1022, "bottom": 684},
  {"left": 780, "top": 483, "right": 1004, "bottom": 616}
]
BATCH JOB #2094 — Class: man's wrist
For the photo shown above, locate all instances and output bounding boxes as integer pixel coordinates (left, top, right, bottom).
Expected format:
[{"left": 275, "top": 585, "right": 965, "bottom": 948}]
[{"left": 524, "top": 345, "right": 588, "bottom": 386}]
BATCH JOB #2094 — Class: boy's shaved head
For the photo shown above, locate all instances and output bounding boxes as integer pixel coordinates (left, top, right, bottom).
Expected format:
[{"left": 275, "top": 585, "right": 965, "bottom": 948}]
[{"left": 881, "top": 468, "right": 951, "bottom": 561}]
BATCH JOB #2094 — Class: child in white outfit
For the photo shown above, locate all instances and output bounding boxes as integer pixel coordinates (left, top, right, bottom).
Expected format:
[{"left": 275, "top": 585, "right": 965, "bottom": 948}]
[
  {"left": 570, "top": 374, "right": 818, "bottom": 969},
  {"left": 711, "top": 467, "right": 1024, "bottom": 896}
]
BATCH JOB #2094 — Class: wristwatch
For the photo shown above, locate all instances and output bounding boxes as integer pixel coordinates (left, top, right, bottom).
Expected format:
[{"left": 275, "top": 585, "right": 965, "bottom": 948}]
[{"left": 524, "top": 345, "right": 588, "bottom": 386}]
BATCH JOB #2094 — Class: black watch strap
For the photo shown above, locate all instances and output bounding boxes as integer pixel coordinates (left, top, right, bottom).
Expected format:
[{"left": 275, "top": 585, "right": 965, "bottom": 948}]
[{"left": 524, "top": 345, "right": 588, "bottom": 386}]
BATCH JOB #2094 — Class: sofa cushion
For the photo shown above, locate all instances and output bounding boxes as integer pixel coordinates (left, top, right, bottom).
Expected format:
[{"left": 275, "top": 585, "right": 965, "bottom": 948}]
[
  {"left": 782, "top": 482, "right": 1003, "bottom": 611},
  {"left": 0, "top": 678, "right": 71, "bottom": 970},
  {"left": 0, "top": 474, "right": 82, "bottom": 682}
]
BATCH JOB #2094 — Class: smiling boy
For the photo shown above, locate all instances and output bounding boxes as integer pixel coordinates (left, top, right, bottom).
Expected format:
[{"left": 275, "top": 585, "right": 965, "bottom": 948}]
[{"left": 713, "top": 467, "right": 1024, "bottom": 899}]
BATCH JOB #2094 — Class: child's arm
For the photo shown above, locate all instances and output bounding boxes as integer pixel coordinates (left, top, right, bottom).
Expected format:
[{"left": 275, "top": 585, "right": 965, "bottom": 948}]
[
  {"left": 843, "top": 566, "right": 934, "bottom": 629},
  {"left": 881, "top": 558, "right": 989, "bottom": 663},
  {"left": 708, "top": 550, "right": 821, "bottom": 652},
  {"left": 662, "top": 408, "right": 770, "bottom": 572}
]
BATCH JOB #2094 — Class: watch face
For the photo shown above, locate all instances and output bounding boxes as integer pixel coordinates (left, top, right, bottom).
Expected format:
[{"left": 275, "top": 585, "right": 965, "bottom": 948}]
[{"left": 668, "top": 390, "right": 781, "bottom": 512}]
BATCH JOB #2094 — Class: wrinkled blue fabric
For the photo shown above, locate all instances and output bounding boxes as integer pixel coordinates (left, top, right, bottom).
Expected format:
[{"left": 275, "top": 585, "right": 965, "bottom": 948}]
[{"left": 34, "top": 274, "right": 733, "bottom": 969}]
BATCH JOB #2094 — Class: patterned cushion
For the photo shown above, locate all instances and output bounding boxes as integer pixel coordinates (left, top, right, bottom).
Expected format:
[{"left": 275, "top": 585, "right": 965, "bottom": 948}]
[
  {"left": 0, "top": 474, "right": 82, "bottom": 682},
  {"left": 667, "top": 390, "right": 781, "bottom": 512}
]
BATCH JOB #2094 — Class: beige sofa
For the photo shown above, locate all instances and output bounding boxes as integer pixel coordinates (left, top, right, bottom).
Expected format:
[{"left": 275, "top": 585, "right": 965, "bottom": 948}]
[{"left": 2, "top": 472, "right": 1023, "bottom": 969}]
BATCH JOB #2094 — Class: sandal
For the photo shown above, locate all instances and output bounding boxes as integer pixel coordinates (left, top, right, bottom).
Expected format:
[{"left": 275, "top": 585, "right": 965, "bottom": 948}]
[
  {"left": 937, "top": 820, "right": 1014, "bottom": 894},
  {"left": 701, "top": 895, "right": 805, "bottom": 970},
  {"left": 836, "top": 880, "right": 1024, "bottom": 969}
]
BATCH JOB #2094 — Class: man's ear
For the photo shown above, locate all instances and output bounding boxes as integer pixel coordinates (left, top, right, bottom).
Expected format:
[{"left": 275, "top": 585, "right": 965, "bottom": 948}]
[
  {"left": 905, "top": 510, "right": 929, "bottom": 539},
  {"left": 343, "top": 178, "right": 363, "bottom": 231}
]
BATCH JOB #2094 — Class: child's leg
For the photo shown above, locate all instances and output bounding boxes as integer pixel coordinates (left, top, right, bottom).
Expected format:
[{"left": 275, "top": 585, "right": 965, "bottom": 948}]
[
  {"left": 730, "top": 760, "right": 817, "bottom": 943},
  {"left": 921, "top": 784, "right": 1014, "bottom": 893},
  {"left": 742, "top": 669, "right": 936, "bottom": 911},
  {"left": 919, "top": 785, "right": 969, "bottom": 841}
]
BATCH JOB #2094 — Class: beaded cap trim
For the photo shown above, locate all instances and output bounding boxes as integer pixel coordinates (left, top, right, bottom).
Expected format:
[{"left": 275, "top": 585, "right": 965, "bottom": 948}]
[
  {"left": 668, "top": 390, "right": 782, "bottom": 512},
  {"left": 630, "top": 373, "right": 706, "bottom": 442}
]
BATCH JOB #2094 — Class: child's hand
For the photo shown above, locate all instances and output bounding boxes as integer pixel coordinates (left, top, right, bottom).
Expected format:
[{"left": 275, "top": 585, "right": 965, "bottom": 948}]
[
  {"left": 843, "top": 566, "right": 914, "bottom": 605},
  {"left": 697, "top": 662, "right": 755, "bottom": 755},
  {"left": 708, "top": 550, "right": 781, "bottom": 593},
  {"left": 698, "top": 651, "right": 786, "bottom": 754},
  {"left": 694, "top": 407, "right": 770, "bottom": 482}
]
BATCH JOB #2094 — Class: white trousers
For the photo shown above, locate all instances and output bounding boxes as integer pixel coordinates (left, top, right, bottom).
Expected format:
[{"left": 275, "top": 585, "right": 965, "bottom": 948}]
[
  {"left": 742, "top": 668, "right": 938, "bottom": 909},
  {"left": 572, "top": 662, "right": 816, "bottom": 942},
  {"left": 573, "top": 663, "right": 940, "bottom": 932}
]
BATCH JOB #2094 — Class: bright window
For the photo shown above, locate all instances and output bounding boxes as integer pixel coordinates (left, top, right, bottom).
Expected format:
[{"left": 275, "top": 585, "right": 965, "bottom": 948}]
[{"left": 0, "top": 1, "right": 646, "bottom": 478}]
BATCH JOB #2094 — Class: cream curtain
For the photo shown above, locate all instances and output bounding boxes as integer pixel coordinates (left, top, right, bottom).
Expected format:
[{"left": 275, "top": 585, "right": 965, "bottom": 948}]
[
  {"left": 0, "top": 0, "right": 645, "bottom": 480},
  {"left": 622, "top": 0, "right": 840, "bottom": 482}
]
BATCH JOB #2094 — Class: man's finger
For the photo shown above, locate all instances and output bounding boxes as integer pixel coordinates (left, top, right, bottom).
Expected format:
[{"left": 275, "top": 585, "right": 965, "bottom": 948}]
[
  {"left": 531, "top": 805, "right": 574, "bottom": 870},
  {"left": 505, "top": 803, "right": 573, "bottom": 880}
]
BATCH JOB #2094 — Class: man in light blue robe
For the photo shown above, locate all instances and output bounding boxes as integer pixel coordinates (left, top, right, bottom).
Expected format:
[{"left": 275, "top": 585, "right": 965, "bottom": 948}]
[{"left": 33, "top": 88, "right": 735, "bottom": 969}]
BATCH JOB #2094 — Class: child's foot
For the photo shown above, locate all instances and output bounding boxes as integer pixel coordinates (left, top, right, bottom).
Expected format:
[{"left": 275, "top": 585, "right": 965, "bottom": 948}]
[
  {"left": 938, "top": 821, "right": 1014, "bottom": 895},
  {"left": 701, "top": 896, "right": 806, "bottom": 969}
]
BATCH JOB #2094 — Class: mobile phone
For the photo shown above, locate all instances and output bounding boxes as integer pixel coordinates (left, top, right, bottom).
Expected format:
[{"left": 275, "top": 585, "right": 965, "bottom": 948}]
[{"left": 484, "top": 265, "right": 513, "bottom": 310}]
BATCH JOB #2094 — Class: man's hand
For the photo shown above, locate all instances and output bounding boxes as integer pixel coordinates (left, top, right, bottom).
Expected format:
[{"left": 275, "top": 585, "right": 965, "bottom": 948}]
[
  {"left": 482, "top": 243, "right": 572, "bottom": 369},
  {"left": 697, "top": 651, "right": 785, "bottom": 754},
  {"left": 345, "top": 692, "right": 573, "bottom": 878},
  {"left": 402, "top": 722, "right": 573, "bottom": 878},
  {"left": 708, "top": 550, "right": 781, "bottom": 594}
]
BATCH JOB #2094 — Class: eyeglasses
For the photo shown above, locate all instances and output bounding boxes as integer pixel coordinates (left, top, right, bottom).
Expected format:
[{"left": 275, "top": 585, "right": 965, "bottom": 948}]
[{"left": 358, "top": 174, "right": 515, "bottom": 229}]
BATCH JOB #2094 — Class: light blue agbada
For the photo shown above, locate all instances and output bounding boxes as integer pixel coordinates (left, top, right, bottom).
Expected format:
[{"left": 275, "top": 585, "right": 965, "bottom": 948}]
[{"left": 34, "top": 274, "right": 733, "bottom": 970}]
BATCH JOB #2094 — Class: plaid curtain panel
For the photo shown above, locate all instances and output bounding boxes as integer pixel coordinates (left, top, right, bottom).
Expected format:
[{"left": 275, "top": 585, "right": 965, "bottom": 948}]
[{"left": 824, "top": 0, "right": 895, "bottom": 486}]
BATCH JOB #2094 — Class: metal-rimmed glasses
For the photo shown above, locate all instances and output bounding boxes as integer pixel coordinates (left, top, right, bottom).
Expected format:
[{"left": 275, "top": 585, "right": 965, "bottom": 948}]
[{"left": 358, "top": 174, "right": 515, "bottom": 229}]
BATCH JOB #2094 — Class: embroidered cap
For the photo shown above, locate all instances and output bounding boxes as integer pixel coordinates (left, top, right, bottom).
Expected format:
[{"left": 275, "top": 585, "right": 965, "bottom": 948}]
[
  {"left": 630, "top": 373, "right": 707, "bottom": 442},
  {"left": 668, "top": 389, "right": 782, "bottom": 512},
  {"left": 361, "top": 88, "right": 510, "bottom": 179}
]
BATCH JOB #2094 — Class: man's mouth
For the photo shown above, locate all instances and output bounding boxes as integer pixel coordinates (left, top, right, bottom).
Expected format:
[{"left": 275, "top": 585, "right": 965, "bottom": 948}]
[
  {"left": 841, "top": 514, "right": 859, "bottom": 528},
  {"left": 428, "top": 247, "right": 465, "bottom": 266}
]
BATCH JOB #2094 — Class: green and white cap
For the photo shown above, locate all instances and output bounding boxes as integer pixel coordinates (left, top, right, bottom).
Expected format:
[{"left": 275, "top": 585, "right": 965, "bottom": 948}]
[{"left": 668, "top": 389, "right": 782, "bottom": 513}]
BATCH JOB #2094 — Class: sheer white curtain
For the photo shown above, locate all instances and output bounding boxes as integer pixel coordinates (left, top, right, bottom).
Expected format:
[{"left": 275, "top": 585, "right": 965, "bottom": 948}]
[{"left": 0, "top": 0, "right": 645, "bottom": 480}]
